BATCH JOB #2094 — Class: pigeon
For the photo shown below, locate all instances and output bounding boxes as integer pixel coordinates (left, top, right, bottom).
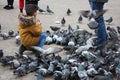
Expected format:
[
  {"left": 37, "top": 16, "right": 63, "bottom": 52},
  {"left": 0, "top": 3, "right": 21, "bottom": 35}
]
[
  {"left": 50, "top": 26, "right": 60, "bottom": 33},
  {"left": 13, "top": 64, "right": 28, "bottom": 76},
  {"left": 81, "top": 51, "right": 97, "bottom": 60},
  {"left": 78, "top": 70, "right": 89, "bottom": 80},
  {"left": 61, "top": 17, "right": 66, "bottom": 26},
  {"left": 94, "top": 72, "right": 114, "bottom": 80},
  {"left": 87, "top": 18, "right": 98, "bottom": 29},
  {"left": 35, "top": 74, "right": 45, "bottom": 80},
  {"left": 15, "top": 35, "right": 20, "bottom": 45},
  {"left": 0, "top": 32, "right": 9, "bottom": 40},
  {"left": 8, "top": 59, "right": 21, "bottom": 69},
  {"left": 27, "top": 59, "right": 38, "bottom": 73},
  {"left": 53, "top": 71, "right": 62, "bottom": 80},
  {"left": 47, "top": 62, "right": 55, "bottom": 74},
  {"left": 0, "top": 24, "right": 1, "bottom": 33},
  {"left": 105, "top": 17, "right": 113, "bottom": 24},
  {"left": 8, "top": 30, "right": 14, "bottom": 37},
  {"left": 80, "top": 9, "right": 107, "bottom": 19},
  {"left": 37, "top": 68, "right": 48, "bottom": 76},
  {"left": 0, "top": 56, "right": 15, "bottom": 66},
  {"left": 46, "top": 5, "right": 54, "bottom": 14},
  {"left": 68, "top": 37, "right": 76, "bottom": 46},
  {"left": 78, "top": 15, "right": 83, "bottom": 23},
  {"left": 76, "top": 25, "right": 80, "bottom": 30},
  {"left": 38, "top": 7, "right": 46, "bottom": 13},
  {"left": 75, "top": 36, "right": 97, "bottom": 53},
  {"left": 107, "top": 26, "right": 118, "bottom": 40},
  {"left": 117, "top": 26, "right": 120, "bottom": 34},
  {"left": 62, "top": 68, "right": 70, "bottom": 80},
  {"left": 67, "top": 8, "right": 71, "bottom": 15},
  {"left": 45, "top": 36, "right": 53, "bottom": 45},
  {"left": 31, "top": 46, "right": 63, "bottom": 57},
  {"left": 0, "top": 49, "right": 3, "bottom": 58},
  {"left": 87, "top": 68, "right": 98, "bottom": 77}
]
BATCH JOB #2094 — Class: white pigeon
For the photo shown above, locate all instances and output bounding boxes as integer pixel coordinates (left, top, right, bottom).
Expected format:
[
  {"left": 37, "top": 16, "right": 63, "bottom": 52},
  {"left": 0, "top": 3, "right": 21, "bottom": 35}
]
[
  {"left": 75, "top": 36, "right": 97, "bottom": 53},
  {"left": 31, "top": 46, "right": 62, "bottom": 56}
]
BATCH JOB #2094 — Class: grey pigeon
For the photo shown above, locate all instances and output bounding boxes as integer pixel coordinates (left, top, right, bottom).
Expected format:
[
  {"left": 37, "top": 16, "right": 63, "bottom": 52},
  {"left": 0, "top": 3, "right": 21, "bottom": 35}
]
[
  {"left": 62, "top": 68, "right": 70, "bottom": 80},
  {"left": 80, "top": 9, "right": 107, "bottom": 19},
  {"left": 8, "top": 30, "right": 14, "bottom": 37},
  {"left": 117, "top": 26, "right": 120, "bottom": 34},
  {"left": 35, "top": 74, "right": 45, "bottom": 80},
  {"left": 37, "top": 68, "right": 48, "bottom": 76},
  {"left": 0, "top": 56, "right": 15, "bottom": 66},
  {"left": 45, "top": 36, "right": 53, "bottom": 45},
  {"left": 47, "top": 62, "right": 55, "bottom": 74},
  {"left": 61, "top": 17, "right": 66, "bottom": 26},
  {"left": 31, "top": 46, "right": 63, "bottom": 56},
  {"left": 78, "top": 15, "right": 83, "bottom": 23},
  {"left": 107, "top": 26, "right": 118, "bottom": 40},
  {"left": 0, "top": 49, "right": 3, "bottom": 58},
  {"left": 38, "top": 7, "right": 46, "bottom": 13},
  {"left": 67, "top": 8, "right": 71, "bottom": 15},
  {"left": 0, "top": 32, "right": 9, "bottom": 40},
  {"left": 87, "top": 18, "right": 98, "bottom": 29},
  {"left": 50, "top": 26, "right": 60, "bottom": 33},
  {"left": 13, "top": 64, "right": 28, "bottom": 76},
  {"left": 53, "top": 71, "right": 62, "bottom": 80},
  {"left": 8, "top": 59, "right": 21, "bottom": 69},
  {"left": 0, "top": 24, "right": 1, "bottom": 33},
  {"left": 105, "top": 17, "right": 113, "bottom": 24},
  {"left": 46, "top": 5, "right": 54, "bottom": 14},
  {"left": 27, "top": 59, "right": 38, "bottom": 73},
  {"left": 87, "top": 68, "right": 98, "bottom": 77}
]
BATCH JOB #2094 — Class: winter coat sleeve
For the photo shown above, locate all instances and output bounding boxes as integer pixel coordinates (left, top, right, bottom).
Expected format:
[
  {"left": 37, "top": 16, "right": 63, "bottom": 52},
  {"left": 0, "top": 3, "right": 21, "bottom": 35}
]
[{"left": 30, "top": 24, "right": 42, "bottom": 37}]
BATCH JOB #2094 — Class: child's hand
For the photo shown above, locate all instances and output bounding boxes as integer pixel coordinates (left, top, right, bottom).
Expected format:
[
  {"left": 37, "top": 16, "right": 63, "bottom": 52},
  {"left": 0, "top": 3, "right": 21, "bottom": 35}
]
[{"left": 37, "top": 19, "right": 42, "bottom": 25}]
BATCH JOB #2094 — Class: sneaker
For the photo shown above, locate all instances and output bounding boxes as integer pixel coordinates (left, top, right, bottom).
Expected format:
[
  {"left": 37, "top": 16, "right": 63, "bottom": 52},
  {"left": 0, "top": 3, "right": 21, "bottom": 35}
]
[{"left": 19, "top": 44, "right": 27, "bottom": 55}]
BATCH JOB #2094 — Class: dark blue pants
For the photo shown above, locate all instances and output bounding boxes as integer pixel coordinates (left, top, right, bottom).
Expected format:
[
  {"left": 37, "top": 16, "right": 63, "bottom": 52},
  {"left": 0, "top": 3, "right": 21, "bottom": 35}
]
[
  {"left": 37, "top": 33, "right": 47, "bottom": 48},
  {"left": 89, "top": 1, "right": 107, "bottom": 46}
]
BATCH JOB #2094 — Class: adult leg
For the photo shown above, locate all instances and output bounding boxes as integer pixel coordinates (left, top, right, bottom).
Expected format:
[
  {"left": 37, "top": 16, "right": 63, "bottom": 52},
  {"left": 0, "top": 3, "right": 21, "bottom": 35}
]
[
  {"left": 37, "top": 33, "right": 47, "bottom": 48},
  {"left": 9, "top": 0, "right": 14, "bottom": 7},
  {"left": 89, "top": 1, "right": 107, "bottom": 46}
]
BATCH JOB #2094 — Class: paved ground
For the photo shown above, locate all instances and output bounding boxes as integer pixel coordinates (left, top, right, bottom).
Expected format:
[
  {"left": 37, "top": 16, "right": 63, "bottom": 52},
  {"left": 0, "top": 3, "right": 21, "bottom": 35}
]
[{"left": 0, "top": 0, "right": 120, "bottom": 80}]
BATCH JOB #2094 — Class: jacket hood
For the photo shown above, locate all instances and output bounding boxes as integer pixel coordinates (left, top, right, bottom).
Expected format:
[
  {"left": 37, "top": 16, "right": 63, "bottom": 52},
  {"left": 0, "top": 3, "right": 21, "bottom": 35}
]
[{"left": 18, "top": 14, "right": 36, "bottom": 26}]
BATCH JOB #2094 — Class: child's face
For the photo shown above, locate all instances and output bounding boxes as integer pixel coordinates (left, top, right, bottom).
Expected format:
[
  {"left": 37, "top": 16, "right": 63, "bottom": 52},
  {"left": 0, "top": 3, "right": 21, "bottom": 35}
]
[{"left": 33, "top": 11, "right": 37, "bottom": 17}]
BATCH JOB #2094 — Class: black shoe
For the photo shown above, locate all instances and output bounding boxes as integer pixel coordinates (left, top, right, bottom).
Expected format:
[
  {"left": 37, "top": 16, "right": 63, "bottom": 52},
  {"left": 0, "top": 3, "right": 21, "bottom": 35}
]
[
  {"left": 4, "top": 5, "right": 14, "bottom": 10},
  {"left": 19, "top": 44, "right": 27, "bottom": 55},
  {"left": 3, "top": 5, "right": 9, "bottom": 9}
]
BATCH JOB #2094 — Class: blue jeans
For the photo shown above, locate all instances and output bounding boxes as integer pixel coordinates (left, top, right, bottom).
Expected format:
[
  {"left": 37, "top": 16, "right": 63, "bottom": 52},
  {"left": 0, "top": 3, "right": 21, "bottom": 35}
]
[
  {"left": 89, "top": 1, "right": 107, "bottom": 46},
  {"left": 37, "top": 33, "right": 47, "bottom": 48}
]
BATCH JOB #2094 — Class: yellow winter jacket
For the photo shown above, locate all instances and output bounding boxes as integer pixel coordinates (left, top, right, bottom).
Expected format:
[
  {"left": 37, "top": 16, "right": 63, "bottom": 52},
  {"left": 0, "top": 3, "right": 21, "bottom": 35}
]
[{"left": 18, "top": 14, "right": 42, "bottom": 49}]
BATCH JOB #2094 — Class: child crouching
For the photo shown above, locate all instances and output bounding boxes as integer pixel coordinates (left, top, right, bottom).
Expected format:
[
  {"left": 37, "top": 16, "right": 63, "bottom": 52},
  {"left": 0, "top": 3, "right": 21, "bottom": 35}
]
[{"left": 18, "top": 4, "right": 46, "bottom": 55}]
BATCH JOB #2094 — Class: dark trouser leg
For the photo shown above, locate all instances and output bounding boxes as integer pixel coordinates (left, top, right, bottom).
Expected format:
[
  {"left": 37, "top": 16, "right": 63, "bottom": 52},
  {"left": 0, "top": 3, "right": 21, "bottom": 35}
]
[
  {"left": 89, "top": 1, "right": 107, "bottom": 46},
  {"left": 9, "top": 0, "right": 14, "bottom": 6}
]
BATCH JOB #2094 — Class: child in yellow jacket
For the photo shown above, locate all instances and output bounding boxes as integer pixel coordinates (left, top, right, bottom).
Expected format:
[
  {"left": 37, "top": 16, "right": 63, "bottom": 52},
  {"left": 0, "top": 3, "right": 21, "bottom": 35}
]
[{"left": 18, "top": 4, "right": 46, "bottom": 55}]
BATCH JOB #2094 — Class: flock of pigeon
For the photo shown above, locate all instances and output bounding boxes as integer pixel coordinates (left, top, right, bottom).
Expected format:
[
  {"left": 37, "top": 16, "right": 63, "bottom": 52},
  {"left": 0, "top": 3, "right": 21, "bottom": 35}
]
[
  {"left": 0, "top": 6, "right": 120, "bottom": 80},
  {"left": 1, "top": 22, "right": 120, "bottom": 80}
]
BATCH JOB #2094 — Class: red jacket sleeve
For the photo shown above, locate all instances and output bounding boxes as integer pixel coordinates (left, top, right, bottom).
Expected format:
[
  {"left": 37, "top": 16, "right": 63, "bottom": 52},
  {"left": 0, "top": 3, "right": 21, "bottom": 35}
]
[{"left": 19, "top": 0, "right": 24, "bottom": 9}]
